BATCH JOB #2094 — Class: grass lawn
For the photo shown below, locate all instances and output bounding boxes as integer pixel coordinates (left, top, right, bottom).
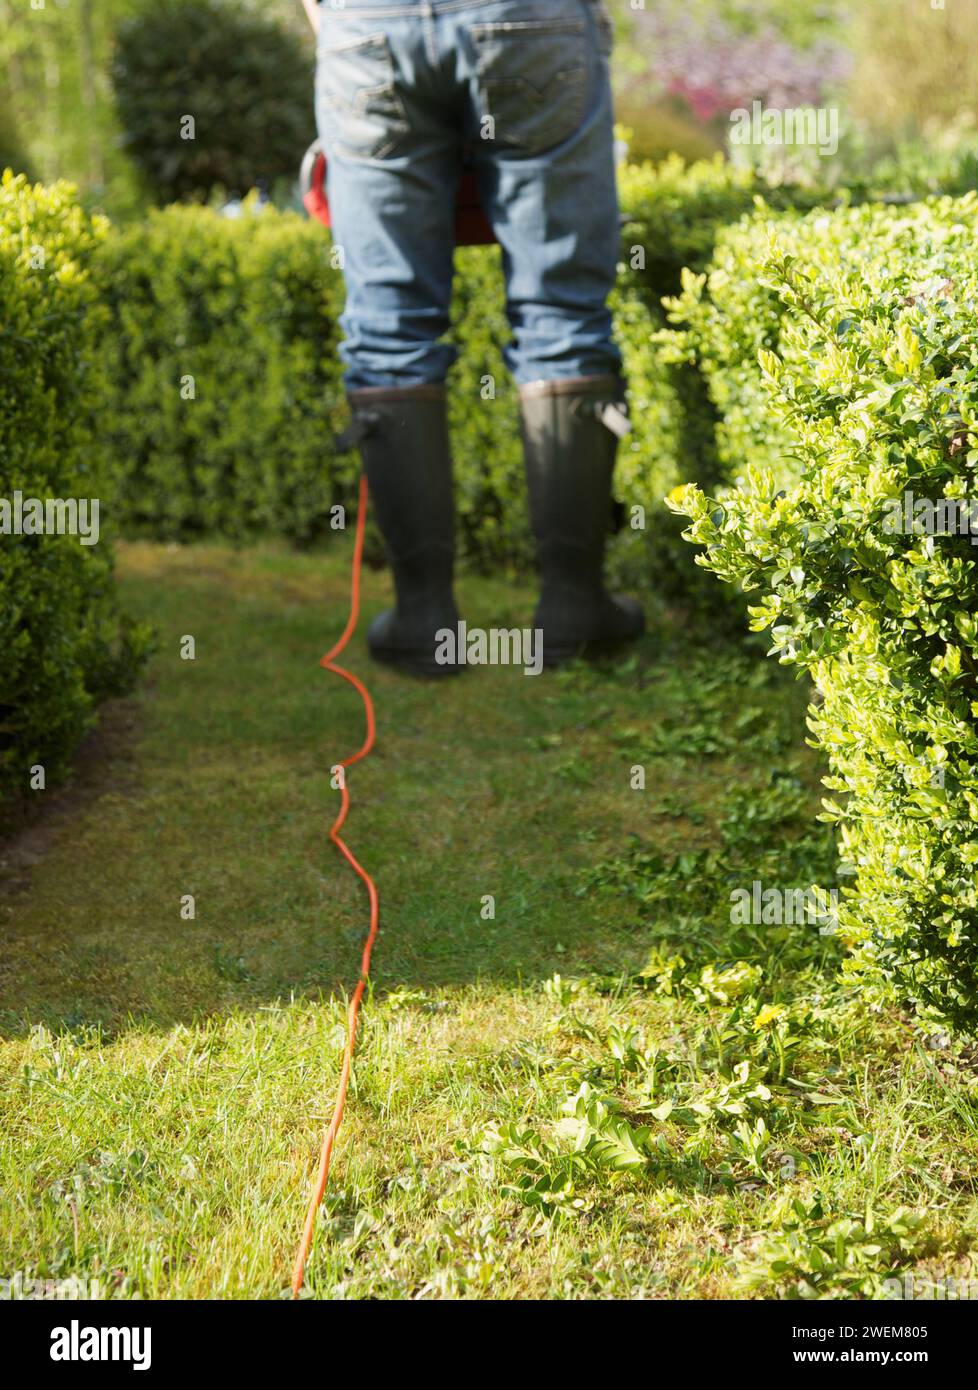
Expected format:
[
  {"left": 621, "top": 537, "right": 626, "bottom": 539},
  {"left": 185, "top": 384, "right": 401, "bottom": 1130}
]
[{"left": 2, "top": 537, "right": 977, "bottom": 1299}]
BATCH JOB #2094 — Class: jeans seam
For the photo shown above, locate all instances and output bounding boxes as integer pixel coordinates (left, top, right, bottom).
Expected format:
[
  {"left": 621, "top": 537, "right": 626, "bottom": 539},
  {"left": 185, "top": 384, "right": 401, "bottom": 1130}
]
[
  {"left": 320, "top": 0, "right": 514, "bottom": 17},
  {"left": 470, "top": 21, "right": 586, "bottom": 35},
  {"left": 416, "top": 0, "right": 434, "bottom": 64}
]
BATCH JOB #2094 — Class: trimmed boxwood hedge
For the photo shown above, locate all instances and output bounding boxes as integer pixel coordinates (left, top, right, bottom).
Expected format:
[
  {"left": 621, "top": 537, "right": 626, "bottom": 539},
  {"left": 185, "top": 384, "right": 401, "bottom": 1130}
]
[
  {"left": 0, "top": 172, "right": 148, "bottom": 818},
  {"left": 95, "top": 202, "right": 354, "bottom": 545},
  {"left": 670, "top": 194, "right": 978, "bottom": 1030},
  {"left": 93, "top": 156, "right": 830, "bottom": 587},
  {"left": 617, "top": 154, "right": 832, "bottom": 493},
  {"left": 93, "top": 197, "right": 686, "bottom": 581}
]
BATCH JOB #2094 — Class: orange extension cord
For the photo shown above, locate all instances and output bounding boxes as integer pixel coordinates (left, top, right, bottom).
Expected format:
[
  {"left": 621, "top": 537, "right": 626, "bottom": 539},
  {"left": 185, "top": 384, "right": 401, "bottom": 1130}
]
[{"left": 291, "top": 474, "right": 378, "bottom": 1298}]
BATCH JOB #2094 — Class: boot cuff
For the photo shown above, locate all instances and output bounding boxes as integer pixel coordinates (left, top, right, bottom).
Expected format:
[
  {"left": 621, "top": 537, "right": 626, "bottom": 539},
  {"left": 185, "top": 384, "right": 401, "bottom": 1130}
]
[
  {"left": 518, "top": 374, "right": 625, "bottom": 402},
  {"left": 348, "top": 383, "right": 446, "bottom": 405}
]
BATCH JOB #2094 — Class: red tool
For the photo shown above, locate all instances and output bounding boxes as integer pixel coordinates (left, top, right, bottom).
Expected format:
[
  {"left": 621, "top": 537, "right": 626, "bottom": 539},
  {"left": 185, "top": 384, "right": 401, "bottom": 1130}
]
[{"left": 299, "top": 139, "right": 496, "bottom": 246}]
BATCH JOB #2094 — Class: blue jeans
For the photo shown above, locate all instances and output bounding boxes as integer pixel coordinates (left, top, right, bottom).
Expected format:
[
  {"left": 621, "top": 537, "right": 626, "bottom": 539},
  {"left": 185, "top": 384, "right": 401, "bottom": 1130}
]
[{"left": 314, "top": 0, "right": 622, "bottom": 391}]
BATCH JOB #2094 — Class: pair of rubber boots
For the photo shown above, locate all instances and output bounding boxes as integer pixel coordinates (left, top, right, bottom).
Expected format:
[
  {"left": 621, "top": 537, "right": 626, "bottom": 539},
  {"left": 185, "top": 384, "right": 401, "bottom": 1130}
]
[{"left": 347, "top": 377, "right": 644, "bottom": 676}]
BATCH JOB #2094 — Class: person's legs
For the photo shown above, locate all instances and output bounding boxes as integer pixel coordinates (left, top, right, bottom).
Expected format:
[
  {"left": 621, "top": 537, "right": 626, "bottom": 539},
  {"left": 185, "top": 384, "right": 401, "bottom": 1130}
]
[
  {"left": 315, "top": 4, "right": 460, "bottom": 389},
  {"left": 456, "top": 0, "right": 620, "bottom": 385},
  {"left": 518, "top": 376, "right": 643, "bottom": 666},
  {"left": 343, "top": 384, "right": 460, "bottom": 677},
  {"left": 452, "top": 0, "right": 643, "bottom": 664},
  {"left": 315, "top": 3, "right": 464, "bottom": 674}
]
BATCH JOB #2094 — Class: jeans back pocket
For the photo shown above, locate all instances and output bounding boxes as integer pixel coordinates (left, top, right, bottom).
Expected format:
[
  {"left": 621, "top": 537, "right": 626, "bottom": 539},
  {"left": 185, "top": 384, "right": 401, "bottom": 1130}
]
[
  {"left": 469, "top": 19, "right": 588, "bottom": 156},
  {"left": 316, "top": 31, "right": 409, "bottom": 161}
]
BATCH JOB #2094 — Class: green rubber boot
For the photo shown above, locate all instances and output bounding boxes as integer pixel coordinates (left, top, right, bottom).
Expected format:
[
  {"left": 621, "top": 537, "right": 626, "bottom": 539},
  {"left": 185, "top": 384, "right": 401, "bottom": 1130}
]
[
  {"left": 520, "top": 375, "right": 645, "bottom": 668},
  {"left": 347, "top": 384, "right": 462, "bottom": 678}
]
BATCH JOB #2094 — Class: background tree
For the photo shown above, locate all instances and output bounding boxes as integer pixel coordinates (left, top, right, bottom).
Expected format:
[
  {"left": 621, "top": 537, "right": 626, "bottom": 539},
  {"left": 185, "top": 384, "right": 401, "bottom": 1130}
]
[
  {"left": 110, "top": 0, "right": 314, "bottom": 203},
  {"left": 0, "top": 0, "right": 144, "bottom": 214},
  {"left": 0, "top": 98, "right": 32, "bottom": 179}
]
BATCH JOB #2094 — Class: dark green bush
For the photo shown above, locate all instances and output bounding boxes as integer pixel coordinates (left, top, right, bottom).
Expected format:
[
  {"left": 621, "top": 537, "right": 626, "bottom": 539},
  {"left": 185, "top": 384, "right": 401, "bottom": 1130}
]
[
  {"left": 111, "top": 0, "right": 313, "bottom": 203},
  {"left": 0, "top": 173, "right": 148, "bottom": 820},
  {"left": 96, "top": 201, "right": 353, "bottom": 544},
  {"left": 445, "top": 246, "right": 529, "bottom": 572},
  {"left": 670, "top": 194, "right": 978, "bottom": 1030}
]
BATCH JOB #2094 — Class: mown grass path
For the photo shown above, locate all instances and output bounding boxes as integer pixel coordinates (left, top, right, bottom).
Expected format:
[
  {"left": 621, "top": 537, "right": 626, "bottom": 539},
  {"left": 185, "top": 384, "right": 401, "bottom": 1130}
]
[{"left": 2, "top": 540, "right": 976, "bottom": 1298}]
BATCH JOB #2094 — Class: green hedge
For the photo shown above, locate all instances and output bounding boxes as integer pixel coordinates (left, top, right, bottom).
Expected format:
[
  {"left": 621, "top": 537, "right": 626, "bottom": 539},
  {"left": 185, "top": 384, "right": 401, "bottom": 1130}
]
[
  {"left": 656, "top": 198, "right": 959, "bottom": 489},
  {"left": 94, "top": 197, "right": 685, "bottom": 580},
  {"left": 622, "top": 155, "right": 976, "bottom": 505},
  {"left": 0, "top": 173, "right": 147, "bottom": 819},
  {"left": 96, "top": 156, "right": 843, "bottom": 588},
  {"left": 96, "top": 202, "right": 353, "bottom": 545},
  {"left": 670, "top": 194, "right": 978, "bottom": 1029},
  {"left": 617, "top": 155, "right": 833, "bottom": 497}
]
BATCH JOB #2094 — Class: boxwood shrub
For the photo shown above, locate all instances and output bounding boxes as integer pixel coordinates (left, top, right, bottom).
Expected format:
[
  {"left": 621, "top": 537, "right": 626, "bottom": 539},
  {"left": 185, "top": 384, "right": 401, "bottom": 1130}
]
[
  {"left": 95, "top": 202, "right": 355, "bottom": 545},
  {"left": 670, "top": 194, "right": 978, "bottom": 1029},
  {"left": 0, "top": 172, "right": 147, "bottom": 819},
  {"left": 656, "top": 199, "right": 926, "bottom": 489},
  {"left": 618, "top": 154, "right": 832, "bottom": 495}
]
